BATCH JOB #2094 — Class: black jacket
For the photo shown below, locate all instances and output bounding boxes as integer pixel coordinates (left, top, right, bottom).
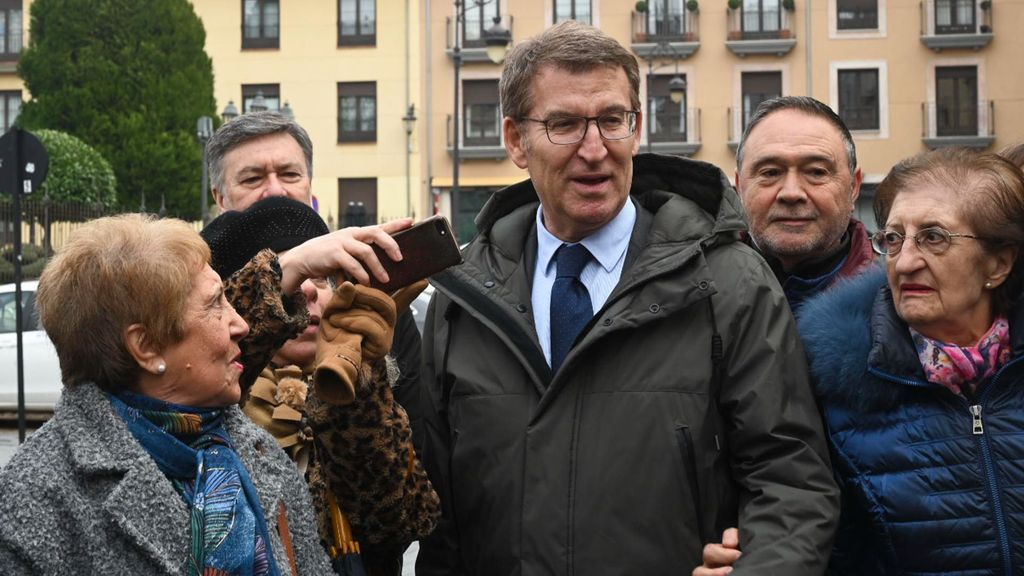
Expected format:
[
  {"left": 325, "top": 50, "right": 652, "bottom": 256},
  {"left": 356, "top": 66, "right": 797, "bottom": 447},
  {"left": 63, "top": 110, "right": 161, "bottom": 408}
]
[{"left": 417, "top": 154, "right": 839, "bottom": 576}]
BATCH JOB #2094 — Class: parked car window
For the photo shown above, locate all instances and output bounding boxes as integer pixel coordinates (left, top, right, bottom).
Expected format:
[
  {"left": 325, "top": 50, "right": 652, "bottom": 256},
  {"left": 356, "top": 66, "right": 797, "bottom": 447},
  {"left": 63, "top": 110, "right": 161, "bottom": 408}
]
[{"left": 0, "top": 290, "right": 38, "bottom": 333}]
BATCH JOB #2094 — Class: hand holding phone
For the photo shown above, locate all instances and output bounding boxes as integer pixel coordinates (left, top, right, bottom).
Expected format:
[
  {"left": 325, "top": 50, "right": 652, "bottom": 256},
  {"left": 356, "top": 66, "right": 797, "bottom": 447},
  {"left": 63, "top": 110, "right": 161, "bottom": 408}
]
[{"left": 368, "top": 215, "right": 462, "bottom": 293}]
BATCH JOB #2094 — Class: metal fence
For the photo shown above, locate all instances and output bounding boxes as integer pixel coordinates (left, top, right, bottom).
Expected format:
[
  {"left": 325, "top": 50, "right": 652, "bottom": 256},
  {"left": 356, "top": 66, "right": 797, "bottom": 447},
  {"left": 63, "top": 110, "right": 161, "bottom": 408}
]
[{"left": 0, "top": 199, "right": 202, "bottom": 284}]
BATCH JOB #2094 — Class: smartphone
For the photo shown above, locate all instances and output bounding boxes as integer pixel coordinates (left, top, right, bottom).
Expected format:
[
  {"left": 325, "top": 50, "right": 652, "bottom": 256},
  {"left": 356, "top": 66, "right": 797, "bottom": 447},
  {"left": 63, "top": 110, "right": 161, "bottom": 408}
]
[{"left": 368, "top": 215, "right": 463, "bottom": 293}]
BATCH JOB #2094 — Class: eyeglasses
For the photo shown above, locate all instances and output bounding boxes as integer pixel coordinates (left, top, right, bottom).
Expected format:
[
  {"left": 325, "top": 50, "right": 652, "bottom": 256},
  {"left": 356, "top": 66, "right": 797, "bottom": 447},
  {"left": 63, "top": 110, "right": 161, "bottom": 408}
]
[
  {"left": 518, "top": 110, "right": 639, "bottom": 145},
  {"left": 870, "top": 226, "right": 983, "bottom": 256}
]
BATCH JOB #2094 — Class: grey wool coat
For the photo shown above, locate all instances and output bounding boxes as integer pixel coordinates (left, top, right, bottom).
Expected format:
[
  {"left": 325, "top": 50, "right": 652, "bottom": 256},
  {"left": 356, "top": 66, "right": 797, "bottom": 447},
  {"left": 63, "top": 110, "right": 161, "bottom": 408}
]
[{"left": 0, "top": 382, "right": 334, "bottom": 575}]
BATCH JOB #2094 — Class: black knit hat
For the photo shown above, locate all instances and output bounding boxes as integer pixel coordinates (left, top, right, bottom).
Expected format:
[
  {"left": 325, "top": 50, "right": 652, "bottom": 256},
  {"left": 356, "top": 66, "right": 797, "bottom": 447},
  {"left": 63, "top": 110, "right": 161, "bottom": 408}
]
[{"left": 201, "top": 196, "right": 330, "bottom": 280}]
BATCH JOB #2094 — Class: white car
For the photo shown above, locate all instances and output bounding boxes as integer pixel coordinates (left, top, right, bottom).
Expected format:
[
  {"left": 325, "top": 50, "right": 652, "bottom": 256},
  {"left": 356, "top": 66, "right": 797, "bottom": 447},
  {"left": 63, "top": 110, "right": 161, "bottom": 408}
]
[
  {"left": 0, "top": 281, "right": 62, "bottom": 413},
  {"left": 409, "top": 283, "right": 435, "bottom": 336}
]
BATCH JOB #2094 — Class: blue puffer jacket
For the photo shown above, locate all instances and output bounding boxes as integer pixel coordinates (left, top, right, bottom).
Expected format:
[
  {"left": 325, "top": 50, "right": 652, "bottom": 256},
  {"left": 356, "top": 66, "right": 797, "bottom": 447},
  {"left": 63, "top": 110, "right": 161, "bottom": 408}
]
[{"left": 797, "top": 268, "right": 1024, "bottom": 575}]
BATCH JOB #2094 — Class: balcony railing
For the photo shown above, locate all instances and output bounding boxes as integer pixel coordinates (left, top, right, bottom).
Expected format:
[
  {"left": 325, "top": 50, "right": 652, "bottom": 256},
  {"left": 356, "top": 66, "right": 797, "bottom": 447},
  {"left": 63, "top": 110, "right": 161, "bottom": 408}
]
[
  {"left": 446, "top": 15, "right": 514, "bottom": 63},
  {"left": 726, "top": 7, "right": 796, "bottom": 56},
  {"left": 631, "top": 10, "right": 700, "bottom": 59},
  {"left": 446, "top": 114, "right": 506, "bottom": 160},
  {"left": 921, "top": 100, "right": 995, "bottom": 148},
  {"left": 646, "top": 107, "right": 702, "bottom": 156},
  {"left": 920, "top": 0, "right": 992, "bottom": 51}
]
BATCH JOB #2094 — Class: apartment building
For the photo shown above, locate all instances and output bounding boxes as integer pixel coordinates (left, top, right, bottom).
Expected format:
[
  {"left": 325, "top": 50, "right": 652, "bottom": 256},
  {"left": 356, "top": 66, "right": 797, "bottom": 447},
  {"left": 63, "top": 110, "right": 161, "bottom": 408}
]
[
  {"left": 193, "top": 0, "right": 424, "bottom": 226},
  {"left": 428, "top": 0, "right": 1024, "bottom": 241},
  {"left": 0, "top": 1, "right": 1019, "bottom": 238}
]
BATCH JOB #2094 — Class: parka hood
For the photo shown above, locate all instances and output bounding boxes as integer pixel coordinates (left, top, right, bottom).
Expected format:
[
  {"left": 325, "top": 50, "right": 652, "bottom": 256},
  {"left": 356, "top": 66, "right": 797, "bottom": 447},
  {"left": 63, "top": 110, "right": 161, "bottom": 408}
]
[{"left": 472, "top": 153, "right": 748, "bottom": 243}]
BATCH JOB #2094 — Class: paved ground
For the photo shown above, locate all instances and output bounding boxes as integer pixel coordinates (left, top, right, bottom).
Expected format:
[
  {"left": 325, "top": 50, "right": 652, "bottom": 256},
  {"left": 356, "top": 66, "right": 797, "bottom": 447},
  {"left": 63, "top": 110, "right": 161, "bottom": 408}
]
[{"left": 0, "top": 425, "right": 421, "bottom": 572}]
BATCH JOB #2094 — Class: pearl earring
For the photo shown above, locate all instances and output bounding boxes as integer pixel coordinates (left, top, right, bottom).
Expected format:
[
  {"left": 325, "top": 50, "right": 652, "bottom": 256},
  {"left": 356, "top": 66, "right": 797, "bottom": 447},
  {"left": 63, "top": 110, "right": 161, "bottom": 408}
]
[
  {"left": 985, "top": 281, "right": 993, "bottom": 289},
  {"left": 157, "top": 363, "right": 166, "bottom": 374}
]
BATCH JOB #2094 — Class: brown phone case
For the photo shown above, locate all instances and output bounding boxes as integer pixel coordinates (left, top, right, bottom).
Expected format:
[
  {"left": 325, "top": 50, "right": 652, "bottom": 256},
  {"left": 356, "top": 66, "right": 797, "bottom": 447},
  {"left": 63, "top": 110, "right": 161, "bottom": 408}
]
[{"left": 368, "top": 215, "right": 463, "bottom": 293}]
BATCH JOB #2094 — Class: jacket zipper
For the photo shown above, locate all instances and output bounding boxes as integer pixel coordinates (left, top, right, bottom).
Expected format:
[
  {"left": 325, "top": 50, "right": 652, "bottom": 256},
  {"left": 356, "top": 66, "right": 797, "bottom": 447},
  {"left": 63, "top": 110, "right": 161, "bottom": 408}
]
[
  {"left": 675, "top": 426, "right": 709, "bottom": 544},
  {"left": 870, "top": 357, "right": 1024, "bottom": 576}
]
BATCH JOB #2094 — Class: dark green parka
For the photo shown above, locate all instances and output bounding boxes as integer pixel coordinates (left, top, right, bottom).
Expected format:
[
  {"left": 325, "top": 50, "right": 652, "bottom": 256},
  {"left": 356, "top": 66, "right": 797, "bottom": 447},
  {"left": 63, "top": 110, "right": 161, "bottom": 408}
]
[{"left": 417, "top": 154, "right": 839, "bottom": 576}]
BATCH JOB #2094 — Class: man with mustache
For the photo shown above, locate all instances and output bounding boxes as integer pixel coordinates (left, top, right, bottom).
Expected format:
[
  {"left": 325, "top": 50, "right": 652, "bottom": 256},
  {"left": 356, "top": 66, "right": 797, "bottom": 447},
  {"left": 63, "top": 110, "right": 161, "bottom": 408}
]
[{"left": 735, "top": 96, "right": 876, "bottom": 313}]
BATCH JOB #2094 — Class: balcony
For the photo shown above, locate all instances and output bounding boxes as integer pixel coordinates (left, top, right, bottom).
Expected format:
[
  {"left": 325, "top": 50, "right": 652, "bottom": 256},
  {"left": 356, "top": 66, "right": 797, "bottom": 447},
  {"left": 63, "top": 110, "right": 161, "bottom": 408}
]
[
  {"left": 725, "top": 7, "right": 796, "bottom": 56},
  {"left": 645, "top": 107, "right": 702, "bottom": 156},
  {"left": 921, "top": 100, "right": 995, "bottom": 149},
  {"left": 920, "top": 0, "right": 992, "bottom": 51},
  {"left": 446, "top": 15, "right": 514, "bottom": 63},
  {"left": 630, "top": 10, "right": 700, "bottom": 60},
  {"left": 446, "top": 114, "right": 506, "bottom": 160},
  {"left": 0, "top": 29, "right": 23, "bottom": 72}
]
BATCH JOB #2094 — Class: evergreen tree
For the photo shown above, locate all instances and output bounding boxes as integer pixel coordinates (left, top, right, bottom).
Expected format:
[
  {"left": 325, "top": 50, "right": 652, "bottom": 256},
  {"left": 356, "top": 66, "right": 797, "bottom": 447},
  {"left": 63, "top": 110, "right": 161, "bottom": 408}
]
[{"left": 16, "top": 0, "right": 216, "bottom": 219}]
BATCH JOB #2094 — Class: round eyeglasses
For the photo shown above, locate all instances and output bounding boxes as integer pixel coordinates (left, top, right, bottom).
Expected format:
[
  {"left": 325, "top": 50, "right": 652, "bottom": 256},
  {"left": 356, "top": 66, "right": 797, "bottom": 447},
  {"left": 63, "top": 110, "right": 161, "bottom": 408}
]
[
  {"left": 870, "top": 226, "right": 983, "bottom": 256},
  {"left": 518, "top": 110, "right": 639, "bottom": 145}
]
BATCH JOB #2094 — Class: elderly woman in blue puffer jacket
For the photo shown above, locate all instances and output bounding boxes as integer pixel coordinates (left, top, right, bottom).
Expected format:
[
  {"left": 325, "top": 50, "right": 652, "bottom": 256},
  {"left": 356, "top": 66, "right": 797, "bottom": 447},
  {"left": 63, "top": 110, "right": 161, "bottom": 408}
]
[{"left": 797, "top": 147, "right": 1024, "bottom": 574}]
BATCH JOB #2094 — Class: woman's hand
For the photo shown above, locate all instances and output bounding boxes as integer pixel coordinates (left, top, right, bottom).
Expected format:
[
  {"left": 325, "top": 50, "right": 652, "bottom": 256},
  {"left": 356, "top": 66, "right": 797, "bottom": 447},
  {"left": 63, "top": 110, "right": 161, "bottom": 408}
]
[
  {"left": 692, "top": 528, "right": 741, "bottom": 576},
  {"left": 277, "top": 219, "right": 413, "bottom": 293}
]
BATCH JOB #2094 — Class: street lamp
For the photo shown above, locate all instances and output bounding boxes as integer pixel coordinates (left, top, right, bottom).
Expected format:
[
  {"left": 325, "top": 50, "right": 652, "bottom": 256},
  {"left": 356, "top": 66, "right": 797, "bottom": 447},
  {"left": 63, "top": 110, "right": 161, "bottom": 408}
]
[
  {"left": 402, "top": 104, "right": 418, "bottom": 217},
  {"left": 222, "top": 100, "right": 239, "bottom": 122},
  {"left": 452, "top": 2, "right": 510, "bottom": 208},
  {"left": 250, "top": 90, "right": 269, "bottom": 113},
  {"left": 645, "top": 41, "right": 687, "bottom": 153},
  {"left": 196, "top": 116, "right": 214, "bottom": 225}
]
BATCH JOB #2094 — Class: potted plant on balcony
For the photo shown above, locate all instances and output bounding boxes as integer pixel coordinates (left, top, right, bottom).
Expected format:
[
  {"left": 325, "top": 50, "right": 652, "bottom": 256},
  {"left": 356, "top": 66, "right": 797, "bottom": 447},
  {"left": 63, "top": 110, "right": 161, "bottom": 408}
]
[
  {"left": 782, "top": 0, "right": 796, "bottom": 11},
  {"left": 727, "top": 0, "right": 741, "bottom": 9},
  {"left": 636, "top": 1, "right": 649, "bottom": 12},
  {"left": 980, "top": 0, "right": 991, "bottom": 9},
  {"left": 686, "top": 0, "right": 700, "bottom": 12}
]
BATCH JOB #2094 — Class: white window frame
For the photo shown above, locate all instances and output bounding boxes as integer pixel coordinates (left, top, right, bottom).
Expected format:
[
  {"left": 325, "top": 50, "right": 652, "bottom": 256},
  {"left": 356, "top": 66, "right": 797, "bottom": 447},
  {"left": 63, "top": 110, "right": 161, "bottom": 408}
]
[
  {"left": 828, "top": 0, "right": 886, "bottom": 39},
  {"left": 731, "top": 63, "right": 790, "bottom": 145},
  {"left": 829, "top": 60, "right": 889, "bottom": 140},
  {"left": 926, "top": 56, "right": 988, "bottom": 138}
]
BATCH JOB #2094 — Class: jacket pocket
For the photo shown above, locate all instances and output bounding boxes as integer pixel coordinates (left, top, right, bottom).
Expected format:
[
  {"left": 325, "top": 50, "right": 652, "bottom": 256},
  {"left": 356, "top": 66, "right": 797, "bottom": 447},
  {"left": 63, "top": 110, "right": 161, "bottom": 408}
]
[{"left": 675, "top": 425, "right": 709, "bottom": 545}]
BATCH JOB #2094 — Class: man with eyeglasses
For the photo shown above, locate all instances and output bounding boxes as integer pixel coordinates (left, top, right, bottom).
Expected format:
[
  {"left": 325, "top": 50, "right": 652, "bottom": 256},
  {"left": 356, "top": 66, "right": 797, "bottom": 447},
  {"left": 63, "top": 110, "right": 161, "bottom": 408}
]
[
  {"left": 417, "top": 21, "right": 838, "bottom": 576},
  {"left": 732, "top": 96, "right": 878, "bottom": 314}
]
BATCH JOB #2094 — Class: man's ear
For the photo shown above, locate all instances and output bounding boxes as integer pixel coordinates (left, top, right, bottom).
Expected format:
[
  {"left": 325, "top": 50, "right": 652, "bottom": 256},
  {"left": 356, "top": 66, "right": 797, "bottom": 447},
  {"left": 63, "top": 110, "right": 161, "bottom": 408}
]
[
  {"left": 850, "top": 167, "right": 863, "bottom": 206},
  {"left": 504, "top": 117, "right": 529, "bottom": 169},
  {"left": 124, "top": 323, "right": 163, "bottom": 372},
  {"left": 212, "top": 186, "right": 228, "bottom": 210}
]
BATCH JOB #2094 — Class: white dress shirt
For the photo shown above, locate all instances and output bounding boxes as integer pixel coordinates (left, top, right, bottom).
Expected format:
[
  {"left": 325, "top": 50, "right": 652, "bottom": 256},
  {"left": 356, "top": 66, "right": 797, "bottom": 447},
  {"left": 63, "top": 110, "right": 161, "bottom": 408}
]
[{"left": 531, "top": 199, "right": 636, "bottom": 367}]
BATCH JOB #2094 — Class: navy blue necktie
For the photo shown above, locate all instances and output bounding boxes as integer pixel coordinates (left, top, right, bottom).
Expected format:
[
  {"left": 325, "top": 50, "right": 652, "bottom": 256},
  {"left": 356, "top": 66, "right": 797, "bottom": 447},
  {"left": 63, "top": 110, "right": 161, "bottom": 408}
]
[{"left": 550, "top": 243, "right": 593, "bottom": 373}]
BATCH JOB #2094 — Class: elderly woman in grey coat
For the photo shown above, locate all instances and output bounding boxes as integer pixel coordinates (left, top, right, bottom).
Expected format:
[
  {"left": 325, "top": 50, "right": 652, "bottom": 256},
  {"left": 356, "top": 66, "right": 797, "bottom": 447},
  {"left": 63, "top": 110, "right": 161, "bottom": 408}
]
[{"left": 0, "top": 214, "right": 333, "bottom": 575}]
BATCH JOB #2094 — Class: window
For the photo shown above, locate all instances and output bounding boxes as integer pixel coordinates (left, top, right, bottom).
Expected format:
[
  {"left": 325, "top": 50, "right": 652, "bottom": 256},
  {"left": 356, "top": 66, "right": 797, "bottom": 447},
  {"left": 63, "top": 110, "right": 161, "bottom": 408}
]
[
  {"left": 554, "top": 0, "right": 591, "bottom": 24},
  {"left": 0, "top": 91, "right": 20, "bottom": 132},
  {"left": 648, "top": 0, "right": 686, "bottom": 38},
  {"left": 464, "top": 0, "right": 500, "bottom": 47},
  {"left": 742, "top": 0, "right": 781, "bottom": 36},
  {"left": 837, "top": 69, "right": 879, "bottom": 130},
  {"left": 242, "top": 84, "right": 281, "bottom": 113},
  {"left": 741, "top": 71, "right": 782, "bottom": 129},
  {"left": 338, "top": 178, "right": 377, "bottom": 227},
  {"left": 0, "top": 290, "right": 36, "bottom": 333},
  {"left": 0, "top": 0, "right": 21, "bottom": 59},
  {"left": 463, "top": 80, "right": 501, "bottom": 147},
  {"left": 649, "top": 75, "right": 688, "bottom": 143},
  {"left": 338, "top": 82, "right": 377, "bottom": 143},
  {"left": 836, "top": 0, "right": 878, "bottom": 29},
  {"left": 936, "top": 66, "right": 978, "bottom": 136},
  {"left": 242, "top": 0, "right": 279, "bottom": 49},
  {"left": 339, "top": 0, "right": 375, "bottom": 46},
  {"left": 935, "top": 0, "right": 974, "bottom": 34}
]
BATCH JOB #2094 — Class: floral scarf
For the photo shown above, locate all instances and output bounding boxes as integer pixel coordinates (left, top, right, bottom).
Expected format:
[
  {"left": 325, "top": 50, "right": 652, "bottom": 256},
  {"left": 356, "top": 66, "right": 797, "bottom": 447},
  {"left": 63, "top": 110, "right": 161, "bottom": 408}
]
[
  {"left": 109, "top": 391, "right": 280, "bottom": 576},
  {"left": 911, "top": 316, "right": 1011, "bottom": 396}
]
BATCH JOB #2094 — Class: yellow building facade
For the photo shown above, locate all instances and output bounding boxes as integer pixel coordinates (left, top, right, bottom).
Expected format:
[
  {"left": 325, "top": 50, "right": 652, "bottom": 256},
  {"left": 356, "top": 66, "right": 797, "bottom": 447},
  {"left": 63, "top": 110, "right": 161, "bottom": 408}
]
[
  {"left": 427, "top": 0, "right": 1024, "bottom": 241},
  {"left": 0, "top": 1, "right": 1021, "bottom": 241},
  {"left": 193, "top": 0, "right": 425, "bottom": 227}
]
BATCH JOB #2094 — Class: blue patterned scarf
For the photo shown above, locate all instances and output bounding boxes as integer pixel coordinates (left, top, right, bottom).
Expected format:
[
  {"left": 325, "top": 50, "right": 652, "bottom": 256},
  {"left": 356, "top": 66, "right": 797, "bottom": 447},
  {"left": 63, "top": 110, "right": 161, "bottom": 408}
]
[{"left": 110, "top": 391, "right": 281, "bottom": 576}]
